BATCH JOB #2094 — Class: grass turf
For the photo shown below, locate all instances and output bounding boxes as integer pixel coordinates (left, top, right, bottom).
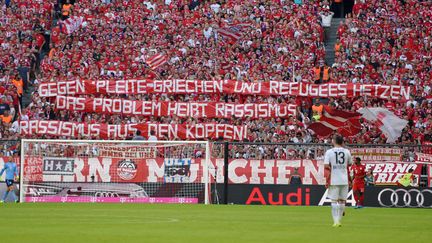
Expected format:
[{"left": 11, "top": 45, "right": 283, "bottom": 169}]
[{"left": 1, "top": 203, "right": 431, "bottom": 243}]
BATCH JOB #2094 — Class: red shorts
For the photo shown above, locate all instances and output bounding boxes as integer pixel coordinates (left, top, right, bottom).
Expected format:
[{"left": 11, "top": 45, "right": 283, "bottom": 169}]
[{"left": 353, "top": 182, "right": 365, "bottom": 192}]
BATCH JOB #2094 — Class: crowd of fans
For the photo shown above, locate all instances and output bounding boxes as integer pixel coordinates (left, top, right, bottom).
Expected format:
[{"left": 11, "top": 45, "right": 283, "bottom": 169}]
[
  {"left": 331, "top": 0, "right": 432, "bottom": 145},
  {"left": 0, "top": 0, "right": 53, "bottom": 139},
  {"left": 0, "top": 0, "right": 431, "bottom": 153}
]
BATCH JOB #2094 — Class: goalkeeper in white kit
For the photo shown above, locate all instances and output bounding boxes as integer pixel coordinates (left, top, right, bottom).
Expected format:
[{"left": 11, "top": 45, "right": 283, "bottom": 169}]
[{"left": 324, "top": 135, "right": 352, "bottom": 227}]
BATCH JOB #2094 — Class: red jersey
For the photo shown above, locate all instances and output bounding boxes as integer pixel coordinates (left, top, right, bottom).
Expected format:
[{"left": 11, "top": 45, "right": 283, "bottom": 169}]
[{"left": 352, "top": 164, "right": 366, "bottom": 185}]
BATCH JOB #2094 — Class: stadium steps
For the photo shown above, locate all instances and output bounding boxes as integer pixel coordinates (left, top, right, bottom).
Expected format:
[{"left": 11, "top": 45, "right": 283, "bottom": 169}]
[
  {"left": 324, "top": 18, "right": 342, "bottom": 65},
  {"left": 22, "top": 85, "right": 34, "bottom": 107},
  {"left": 22, "top": 13, "right": 56, "bottom": 108}
]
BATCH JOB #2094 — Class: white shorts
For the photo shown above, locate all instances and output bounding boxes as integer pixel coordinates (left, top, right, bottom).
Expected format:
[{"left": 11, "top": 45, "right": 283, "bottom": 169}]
[{"left": 327, "top": 185, "right": 349, "bottom": 201}]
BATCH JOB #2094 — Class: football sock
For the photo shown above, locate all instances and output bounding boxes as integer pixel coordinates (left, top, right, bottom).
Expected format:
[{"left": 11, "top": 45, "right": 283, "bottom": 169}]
[
  {"left": 338, "top": 202, "right": 346, "bottom": 222},
  {"left": 10, "top": 191, "right": 17, "bottom": 201},
  {"left": 353, "top": 192, "right": 359, "bottom": 205},
  {"left": 331, "top": 202, "right": 339, "bottom": 224},
  {"left": 2, "top": 191, "right": 9, "bottom": 201}
]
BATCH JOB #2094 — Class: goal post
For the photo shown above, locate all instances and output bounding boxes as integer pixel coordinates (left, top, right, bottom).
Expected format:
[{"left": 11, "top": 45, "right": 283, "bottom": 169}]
[{"left": 20, "top": 139, "right": 211, "bottom": 204}]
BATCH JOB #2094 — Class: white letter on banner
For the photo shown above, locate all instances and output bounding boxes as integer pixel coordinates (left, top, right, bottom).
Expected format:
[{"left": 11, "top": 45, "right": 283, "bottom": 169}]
[
  {"left": 214, "top": 80, "right": 223, "bottom": 93},
  {"left": 164, "top": 80, "right": 173, "bottom": 93},
  {"left": 338, "top": 83, "right": 347, "bottom": 96},
  {"left": 195, "top": 124, "right": 205, "bottom": 139},
  {"left": 309, "top": 84, "right": 318, "bottom": 97},
  {"left": 46, "top": 121, "right": 58, "bottom": 135},
  {"left": 234, "top": 125, "right": 246, "bottom": 140},
  {"left": 224, "top": 125, "right": 234, "bottom": 140},
  {"left": 400, "top": 86, "right": 410, "bottom": 100},
  {"left": 38, "top": 83, "right": 49, "bottom": 97},
  {"left": 57, "top": 82, "right": 66, "bottom": 95},
  {"left": 276, "top": 160, "right": 301, "bottom": 184},
  {"left": 319, "top": 84, "right": 328, "bottom": 97},
  {"left": 56, "top": 96, "right": 66, "bottom": 109},
  {"left": 137, "top": 80, "right": 147, "bottom": 93},
  {"left": 233, "top": 81, "right": 243, "bottom": 93},
  {"left": 20, "top": 121, "right": 29, "bottom": 135},
  {"left": 288, "top": 104, "right": 296, "bottom": 116},
  {"left": 73, "top": 158, "right": 85, "bottom": 182},
  {"left": 303, "top": 160, "right": 325, "bottom": 185},
  {"left": 93, "top": 98, "right": 102, "bottom": 113},
  {"left": 95, "top": 80, "right": 105, "bottom": 93},
  {"left": 102, "top": 99, "right": 112, "bottom": 113},
  {"left": 29, "top": 120, "right": 38, "bottom": 134},
  {"left": 390, "top": 85, "right": 400, "bottom": 100},
  {"left": 146, "top": 159, "right": 164, "bottom": 182},
  {"left": 363, "top": 84, "right": 372, "bottom": 97},
  {"left": 87, "top": 158, "right": 112, "bottom": 182},
  {"left": 269, "top": 81, "right": 278, "bottom": 95},
  {"left": 76, "top": 80, "right": 85, "bottom": 94},
  {"left": 112, "top": 99, "right": 122, "bottom": 113},
  {"left": 382, "top": 163, "right": 395, "bottom": 173},
  {"left": 327, "top": 83, "right": 338, "bottom": 97},
  {"left": 75, "top": 97, "right": 85, "bottom": 111},
  {"left": 178, "top": 80, "right": 187, "bottom": 92},
  {"left": 228, "top": 159, "right": 248, "bottom": 183},
  {"left": 122, "top": 99, "right": 132, "bottom": 115},
  {"left": 299, "top": 83, "right": 308, "bottom": 96},
  {"left": 379, "top": 85, "right": 390, "bottom": 99},
  {"left": 249, "top": 160, "right": 274, "bottom": 184}
]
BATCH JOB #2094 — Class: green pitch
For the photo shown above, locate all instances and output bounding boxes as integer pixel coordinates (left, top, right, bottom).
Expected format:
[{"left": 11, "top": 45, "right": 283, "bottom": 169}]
[{"left": 1, "top": 204, "right": 431, "bottom": 243}]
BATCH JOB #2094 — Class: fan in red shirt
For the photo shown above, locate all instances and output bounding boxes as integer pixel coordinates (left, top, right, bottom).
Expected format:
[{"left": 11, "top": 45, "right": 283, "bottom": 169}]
[{"left": 351, "top": 157, "right": 366, "bottom": 208}]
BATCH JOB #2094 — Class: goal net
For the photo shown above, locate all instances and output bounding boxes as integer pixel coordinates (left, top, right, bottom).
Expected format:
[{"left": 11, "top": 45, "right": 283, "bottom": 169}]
[{"left": 20, "top": 139, "right": 211, "bottom": 204}]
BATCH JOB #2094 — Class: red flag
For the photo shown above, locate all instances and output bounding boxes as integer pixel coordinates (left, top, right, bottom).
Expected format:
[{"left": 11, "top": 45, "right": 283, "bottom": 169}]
[
  {"left": 308, "top": 106, "right": 361, "bottom": 137},
  {"left": 146, "top": 53, "right": 168, "bottom": 70}
]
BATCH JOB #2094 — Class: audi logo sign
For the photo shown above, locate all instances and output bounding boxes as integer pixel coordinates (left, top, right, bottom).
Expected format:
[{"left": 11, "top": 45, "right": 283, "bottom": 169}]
[
  {"left": 378, "top": 189, "right": 432, "bottom": 208},
  {"left": 365, "top": 187, "right": 432, "bottom": 208}
]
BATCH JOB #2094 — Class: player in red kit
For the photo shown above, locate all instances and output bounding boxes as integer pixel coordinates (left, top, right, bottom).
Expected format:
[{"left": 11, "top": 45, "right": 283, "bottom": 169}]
[{"left": 351, "top": 157, "right": 366, "bottom": 208}]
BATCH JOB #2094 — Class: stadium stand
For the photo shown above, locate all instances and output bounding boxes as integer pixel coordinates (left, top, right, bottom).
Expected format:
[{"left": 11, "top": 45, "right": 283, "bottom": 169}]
[
  {"left": 1, "top": 0, "right": 431, "bottom": 147},
  {"left": 0, "top": 0, "right": 53, "bottom": 139},
  {"left": 332, "top": 0, "right": 432, "bottom": 144}
]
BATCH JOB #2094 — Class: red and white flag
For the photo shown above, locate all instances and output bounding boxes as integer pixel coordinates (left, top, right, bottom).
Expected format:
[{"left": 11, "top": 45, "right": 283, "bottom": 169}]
[
  {"left": 308, "top": 106, "right": 361, "bottom": 137},
  {"left": 60, "top": 16, "right": 84, "bottom": 34},
  {"left": 358, "top": 107, "right": 408, "bottom": 143},
  {"left": 146, "top": 53, "right": 168, "bottom": 70},
  {"left": 217, "top": 26, "right": 242, "bottom": 43}
]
